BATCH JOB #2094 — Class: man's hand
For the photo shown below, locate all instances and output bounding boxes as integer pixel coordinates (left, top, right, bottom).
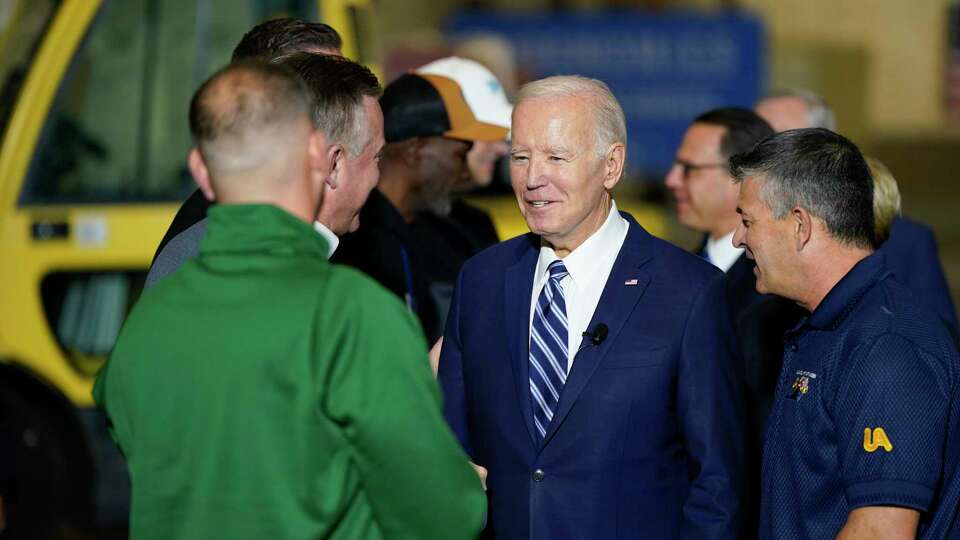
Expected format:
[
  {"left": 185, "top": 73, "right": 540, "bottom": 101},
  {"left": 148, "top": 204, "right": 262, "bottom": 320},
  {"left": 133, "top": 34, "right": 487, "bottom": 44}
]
[
  {"left": 471, "top": 462, "right": 488, "bottom": 490},
  {"left": 429, "top": 337, "right": 443, "bottom": 377},
  {"left": 836, "top": 506, "right": 919, "bottom": 539}
]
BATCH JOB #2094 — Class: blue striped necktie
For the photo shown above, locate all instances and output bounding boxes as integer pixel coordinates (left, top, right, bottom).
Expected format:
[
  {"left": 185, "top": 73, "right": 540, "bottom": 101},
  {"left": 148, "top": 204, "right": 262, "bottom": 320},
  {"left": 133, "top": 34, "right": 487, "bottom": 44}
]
[{"left": 529, "top": 260, "right": 569, "bottom": 441}]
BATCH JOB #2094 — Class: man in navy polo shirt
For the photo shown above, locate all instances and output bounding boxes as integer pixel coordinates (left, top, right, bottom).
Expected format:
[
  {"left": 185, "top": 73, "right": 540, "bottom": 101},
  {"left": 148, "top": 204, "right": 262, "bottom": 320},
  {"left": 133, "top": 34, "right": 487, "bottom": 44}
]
[{"left": 730, "top": 128, "right": 960, "bottom": 539}]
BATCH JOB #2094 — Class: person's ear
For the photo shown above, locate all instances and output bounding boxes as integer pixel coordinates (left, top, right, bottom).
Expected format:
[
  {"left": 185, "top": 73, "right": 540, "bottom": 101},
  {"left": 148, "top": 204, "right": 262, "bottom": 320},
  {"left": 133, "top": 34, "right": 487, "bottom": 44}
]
[
  {"left": 188, "top": 148, "right": 215, "bottom": 201},
  {"left": 326, "top": 144, "right": 345, "bottom": 189},
  {"left": 307, "top": 130, "right": 333, "bottom": 177},
  {"left": 792, "top": 206, "right": 814, "bottom": 251},
  {"left": 601, "top": 142, "right": 626, "bottom": 190}
]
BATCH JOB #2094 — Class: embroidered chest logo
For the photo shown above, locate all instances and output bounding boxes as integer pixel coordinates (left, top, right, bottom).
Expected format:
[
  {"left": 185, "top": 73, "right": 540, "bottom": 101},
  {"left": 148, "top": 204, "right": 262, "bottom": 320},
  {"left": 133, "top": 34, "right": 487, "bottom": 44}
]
[
  {"left": 787, "top": 370, "right": 817, "bottom": 400},
  {"left": 863, "top": 427, "right": 893, "bottom": 452}
]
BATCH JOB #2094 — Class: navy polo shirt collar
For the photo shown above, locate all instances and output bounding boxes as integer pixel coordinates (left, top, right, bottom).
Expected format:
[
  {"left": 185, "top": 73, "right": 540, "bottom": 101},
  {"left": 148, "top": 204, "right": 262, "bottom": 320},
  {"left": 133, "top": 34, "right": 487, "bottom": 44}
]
[{"left": 805, "top": 250, "right": 886, "bottom": 330}]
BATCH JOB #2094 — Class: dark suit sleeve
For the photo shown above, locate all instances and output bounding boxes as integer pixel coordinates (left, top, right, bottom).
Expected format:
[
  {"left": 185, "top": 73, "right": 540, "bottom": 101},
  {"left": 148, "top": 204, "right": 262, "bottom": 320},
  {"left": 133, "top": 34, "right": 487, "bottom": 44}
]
[
  {"left": 437, "top": 268, "right": 474, "bottom": 458},
  {"left": 677, "top": 272, "right": 748, "bottom": 540},
  {"left": 908, "top": 227, "right": 958, "bottom": 333},
  {"left": 144, "top": 220, "right": 206, "bottom": 290},
  {"left": 152, "top": 189, "right": 211, "bottom": 263}
]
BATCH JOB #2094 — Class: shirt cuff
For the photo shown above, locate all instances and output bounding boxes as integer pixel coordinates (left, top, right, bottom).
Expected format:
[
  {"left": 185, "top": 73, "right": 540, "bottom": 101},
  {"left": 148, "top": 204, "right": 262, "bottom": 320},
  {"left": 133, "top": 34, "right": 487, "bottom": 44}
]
[{"left": 845, "top": 479, "right": 934, "bottom": 512}]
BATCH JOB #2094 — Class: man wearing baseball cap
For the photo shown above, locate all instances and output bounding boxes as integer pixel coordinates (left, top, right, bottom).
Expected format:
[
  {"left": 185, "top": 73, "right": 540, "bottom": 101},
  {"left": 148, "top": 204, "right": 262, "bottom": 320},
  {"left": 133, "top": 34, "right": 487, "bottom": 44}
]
[
  {"left": 407, "top": 57, "right": 515, "bottom": 341},
  {"left": 332, "top": 72, "right": 508, "bottom": 343},
  {"left": 418, "top": 56, "right": 513, "bottom": 190}
]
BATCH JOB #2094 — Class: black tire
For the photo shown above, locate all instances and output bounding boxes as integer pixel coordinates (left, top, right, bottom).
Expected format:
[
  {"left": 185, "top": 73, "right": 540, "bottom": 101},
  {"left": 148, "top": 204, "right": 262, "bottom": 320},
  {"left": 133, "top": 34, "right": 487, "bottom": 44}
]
[{"left": 0, "top": 367, "right": 95, "bottom": 539}]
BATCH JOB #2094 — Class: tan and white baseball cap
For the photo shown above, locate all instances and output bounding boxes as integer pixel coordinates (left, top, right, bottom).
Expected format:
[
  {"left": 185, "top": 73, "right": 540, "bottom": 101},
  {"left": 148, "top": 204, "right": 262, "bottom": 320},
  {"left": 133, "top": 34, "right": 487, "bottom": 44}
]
[
  {"left": 381, "top": 72, "right": 508, "bottom": 143},
  {"left": 417, "top": 56, "right": 512, "bottom": 132}
]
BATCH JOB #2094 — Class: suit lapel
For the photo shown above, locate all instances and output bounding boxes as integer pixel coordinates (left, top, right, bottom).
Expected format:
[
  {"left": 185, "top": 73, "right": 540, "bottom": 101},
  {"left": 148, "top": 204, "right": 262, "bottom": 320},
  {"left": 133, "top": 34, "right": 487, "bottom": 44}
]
[
  {"left": 505, "top": 236, "right": 540, "bottom": 448},
  {"left": 542, "top": 216, "right": 654, "bottom": 447}
]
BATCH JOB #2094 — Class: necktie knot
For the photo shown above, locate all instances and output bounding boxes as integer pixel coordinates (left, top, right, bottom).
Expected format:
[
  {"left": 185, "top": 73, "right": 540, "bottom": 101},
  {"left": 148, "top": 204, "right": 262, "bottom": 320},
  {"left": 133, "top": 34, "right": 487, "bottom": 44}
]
[{"left": 548, "top": 260, "right": 568, "bottom": 282}]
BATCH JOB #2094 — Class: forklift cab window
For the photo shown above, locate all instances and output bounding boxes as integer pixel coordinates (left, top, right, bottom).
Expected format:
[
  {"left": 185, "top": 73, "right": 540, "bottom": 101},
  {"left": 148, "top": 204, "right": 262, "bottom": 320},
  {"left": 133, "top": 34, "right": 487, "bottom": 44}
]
[
  {"left": 19, "top": 0, "right": 318, "bottom": 205},
  {"left": 0, "top": 1, "right": 60, "bottom": 139}
]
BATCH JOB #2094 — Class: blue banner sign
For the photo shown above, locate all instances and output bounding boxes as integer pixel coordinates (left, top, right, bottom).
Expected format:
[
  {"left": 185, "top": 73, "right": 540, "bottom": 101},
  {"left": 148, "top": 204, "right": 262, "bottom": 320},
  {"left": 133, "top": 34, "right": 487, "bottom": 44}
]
[{"left": 449, "top": 11, "right": 765, "bottom": 179}]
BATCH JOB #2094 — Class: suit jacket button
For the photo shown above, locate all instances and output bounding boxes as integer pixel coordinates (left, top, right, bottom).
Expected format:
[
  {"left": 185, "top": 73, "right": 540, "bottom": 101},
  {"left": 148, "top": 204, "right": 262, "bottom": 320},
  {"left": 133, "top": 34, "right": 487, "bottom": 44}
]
[{"left": 532, "top": 469, "right": 545, "bottom": 482}]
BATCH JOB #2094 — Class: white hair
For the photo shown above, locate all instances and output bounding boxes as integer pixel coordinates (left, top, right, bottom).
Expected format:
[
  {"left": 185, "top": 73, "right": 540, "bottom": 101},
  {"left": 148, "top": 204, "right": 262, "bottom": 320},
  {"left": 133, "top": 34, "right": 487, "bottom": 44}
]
[
  {"left": 516, "top": 75, "right": 627, "bottom": 157},
  {"left": 764, "top": 88, "right": 837, "bottom": 131}
]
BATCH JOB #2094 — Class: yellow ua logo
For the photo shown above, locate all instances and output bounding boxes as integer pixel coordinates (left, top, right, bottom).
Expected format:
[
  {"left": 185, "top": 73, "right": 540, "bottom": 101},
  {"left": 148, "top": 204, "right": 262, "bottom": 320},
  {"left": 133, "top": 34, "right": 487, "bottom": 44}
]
[{"left": 863, "top": 427, "right": 893, "bottom": 452}]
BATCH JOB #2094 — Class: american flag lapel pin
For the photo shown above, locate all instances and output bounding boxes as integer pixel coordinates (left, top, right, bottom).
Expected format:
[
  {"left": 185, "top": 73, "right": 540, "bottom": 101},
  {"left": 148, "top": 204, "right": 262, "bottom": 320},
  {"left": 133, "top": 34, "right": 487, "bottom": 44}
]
[{"left": 624, "top": 278, "right": 638, "bottom": 286}]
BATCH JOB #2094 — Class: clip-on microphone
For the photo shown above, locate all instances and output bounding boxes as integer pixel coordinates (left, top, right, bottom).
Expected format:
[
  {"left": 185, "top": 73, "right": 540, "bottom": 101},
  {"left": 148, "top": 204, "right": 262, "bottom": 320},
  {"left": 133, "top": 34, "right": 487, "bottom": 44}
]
[{"left": 582, "top": 323, "right": 608, "bottom": 346}]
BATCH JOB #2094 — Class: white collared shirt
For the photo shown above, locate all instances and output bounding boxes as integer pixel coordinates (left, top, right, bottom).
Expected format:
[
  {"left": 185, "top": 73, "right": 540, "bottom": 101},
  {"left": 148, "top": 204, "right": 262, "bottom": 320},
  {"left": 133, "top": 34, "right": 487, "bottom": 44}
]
[
  {"left": 529, "top": 200, "right": 629, "bottom": 372},
  {"left": 705, "top": 230, "right": 743, "bottom": 273},
  {"left": 313, "top": 221, "right": 340, "bottom": 259}
]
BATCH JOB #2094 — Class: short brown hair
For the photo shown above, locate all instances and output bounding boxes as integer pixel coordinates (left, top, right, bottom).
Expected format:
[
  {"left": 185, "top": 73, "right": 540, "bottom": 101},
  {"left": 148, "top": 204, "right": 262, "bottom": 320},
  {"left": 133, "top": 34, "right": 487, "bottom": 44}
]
[{"left": 231, "top": 18, "right": 341, "bottom": 62}]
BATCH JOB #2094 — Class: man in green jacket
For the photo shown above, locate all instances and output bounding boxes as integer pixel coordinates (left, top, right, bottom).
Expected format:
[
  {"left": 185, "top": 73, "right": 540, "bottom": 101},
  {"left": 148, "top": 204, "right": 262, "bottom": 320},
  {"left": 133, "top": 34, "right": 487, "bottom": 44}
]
[{"left": 94, "top": 59, "right": 486, "bottom": 539}]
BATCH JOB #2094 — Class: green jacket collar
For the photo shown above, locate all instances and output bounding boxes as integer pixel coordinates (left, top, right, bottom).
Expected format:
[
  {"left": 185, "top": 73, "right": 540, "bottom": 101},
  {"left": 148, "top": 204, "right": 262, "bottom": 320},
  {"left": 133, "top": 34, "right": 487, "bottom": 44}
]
[{"left": 201, "top": 204, "right": 329, "bottom": 259}]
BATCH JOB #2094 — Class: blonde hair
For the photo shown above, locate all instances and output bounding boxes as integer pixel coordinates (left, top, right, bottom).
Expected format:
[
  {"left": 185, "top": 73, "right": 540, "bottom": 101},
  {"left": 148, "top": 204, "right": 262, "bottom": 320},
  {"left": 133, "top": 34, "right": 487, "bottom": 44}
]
[{"left": 865, "top": 156, "right": 902, "bottom": 242}]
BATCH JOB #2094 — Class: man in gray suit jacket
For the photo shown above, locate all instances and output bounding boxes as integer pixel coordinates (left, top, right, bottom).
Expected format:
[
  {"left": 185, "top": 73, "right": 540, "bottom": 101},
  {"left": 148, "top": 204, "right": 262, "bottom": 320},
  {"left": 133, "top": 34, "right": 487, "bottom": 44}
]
[{"left": 148, "top": 54, "right": 383, "bottom": 288}]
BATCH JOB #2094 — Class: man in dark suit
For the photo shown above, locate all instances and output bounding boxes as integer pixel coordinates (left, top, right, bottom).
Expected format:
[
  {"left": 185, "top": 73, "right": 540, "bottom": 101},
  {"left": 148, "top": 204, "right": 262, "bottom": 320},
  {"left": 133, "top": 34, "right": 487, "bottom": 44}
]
[
  {"left": 884, "top": 218, "right": 958, "bottom": 334},
  {"left": 664, "top": 107, "right": 775, "bottom": 320},
  {"left": 867, "top": 156, "right": 958, "bottom": 335},
  {"left": 145, "top": 54, "right": 383, "bottom": 289},
  {"left": 151, "top": 18, "right": 343, "bottom": 263},
  {"left": 663, "top": 107, "right": 775, "bottom": 539},
  {"left": 438, "top": 75, "right": 747, "bottom": 539}
]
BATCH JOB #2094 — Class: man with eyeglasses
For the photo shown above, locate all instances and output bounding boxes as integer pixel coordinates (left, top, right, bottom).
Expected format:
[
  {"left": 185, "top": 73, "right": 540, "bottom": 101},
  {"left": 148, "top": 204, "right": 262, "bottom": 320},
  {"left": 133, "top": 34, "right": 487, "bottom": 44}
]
[
  {"left": 664, "top": 107, "right": 775, "bottom": 320},
  {"left": 664, "top": 107, "right": 775, "bottom": 536}
]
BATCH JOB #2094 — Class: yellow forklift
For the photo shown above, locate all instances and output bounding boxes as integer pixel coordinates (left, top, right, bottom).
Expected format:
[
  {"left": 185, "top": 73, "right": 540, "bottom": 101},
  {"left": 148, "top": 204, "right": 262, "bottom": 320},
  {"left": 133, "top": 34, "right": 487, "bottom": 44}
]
[{"left": 0, "top": 0, "right": 378, "bottom": 535}]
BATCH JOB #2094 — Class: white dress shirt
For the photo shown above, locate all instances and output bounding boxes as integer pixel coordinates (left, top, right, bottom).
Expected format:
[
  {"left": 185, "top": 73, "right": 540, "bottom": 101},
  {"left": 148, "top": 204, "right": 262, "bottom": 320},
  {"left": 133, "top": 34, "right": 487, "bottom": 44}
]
[
  {"left": 704, "top": 230, "right": 743, "bottom": 273},
  {"left": 313, "top": 221, "right": 340, "bottom": 259},
  {"left": 529, "top": 200, "right": 629, "bottom": 372}
]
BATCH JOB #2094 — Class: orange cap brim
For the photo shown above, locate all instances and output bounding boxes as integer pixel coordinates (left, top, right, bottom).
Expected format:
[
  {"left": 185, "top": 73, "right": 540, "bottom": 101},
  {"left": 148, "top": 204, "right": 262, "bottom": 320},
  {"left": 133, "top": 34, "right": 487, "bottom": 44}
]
[{"left": 421, "top": 74, "right": 510, "bottom": 142}]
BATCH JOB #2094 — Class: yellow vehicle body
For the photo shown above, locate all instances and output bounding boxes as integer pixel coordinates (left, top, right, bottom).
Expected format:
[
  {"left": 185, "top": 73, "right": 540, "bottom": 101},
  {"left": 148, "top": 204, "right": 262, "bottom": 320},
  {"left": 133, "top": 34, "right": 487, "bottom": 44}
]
[{"left": 0, "top": 2, "right": 144, "bottom": 406}]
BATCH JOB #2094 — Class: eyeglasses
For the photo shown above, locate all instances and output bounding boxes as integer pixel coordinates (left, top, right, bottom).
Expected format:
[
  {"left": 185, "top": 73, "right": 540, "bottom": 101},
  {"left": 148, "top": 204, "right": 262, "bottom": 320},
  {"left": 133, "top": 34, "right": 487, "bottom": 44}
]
[{"left": 673, "top": 159, "right": 729, "bottom": 178}]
